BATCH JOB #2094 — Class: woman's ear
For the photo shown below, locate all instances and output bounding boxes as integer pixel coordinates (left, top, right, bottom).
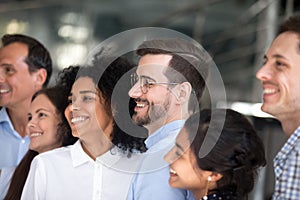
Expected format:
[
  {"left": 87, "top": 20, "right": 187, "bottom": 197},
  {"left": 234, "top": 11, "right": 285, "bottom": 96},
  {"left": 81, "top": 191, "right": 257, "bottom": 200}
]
[
  {"left": 174, "top": 82, "right": 192, "bottom": 104},
  {"left": 209, "top": 172, "right": 223, "bottom": 182}
]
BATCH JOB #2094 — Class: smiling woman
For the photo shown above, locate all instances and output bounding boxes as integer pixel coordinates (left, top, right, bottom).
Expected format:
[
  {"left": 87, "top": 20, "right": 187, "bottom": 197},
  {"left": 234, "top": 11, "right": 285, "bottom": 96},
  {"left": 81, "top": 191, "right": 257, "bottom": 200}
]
[
  {"left": 164, "top": 109, "right": 266, "bottom": 200},
  {"left": 2, "top": 84, "right": 78, "bottom": 200},
  {"left": 21, "top": 56, "right": 147, "bottom": 200}
]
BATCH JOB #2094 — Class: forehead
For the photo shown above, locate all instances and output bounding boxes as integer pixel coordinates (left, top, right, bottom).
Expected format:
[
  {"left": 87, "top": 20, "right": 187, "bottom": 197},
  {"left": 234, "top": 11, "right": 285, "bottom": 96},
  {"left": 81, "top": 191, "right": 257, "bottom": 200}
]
[
  {"left": 0, "top": 42, "right": 28, "bottom": 59},
  {"left": 176, "top": 128, "right": 192, "bottom": 151},
  {"left": 30, "top": 94, "right": 56, "bottom": 112},
  {"left": 72, "top": 77, "right": 97, "bottom": 93},
  {"left": 267, "top": 32, "right": 300, "bottom": 57},
  {"left": 136, "top": 54, "right": 172, "bottom": 79}
]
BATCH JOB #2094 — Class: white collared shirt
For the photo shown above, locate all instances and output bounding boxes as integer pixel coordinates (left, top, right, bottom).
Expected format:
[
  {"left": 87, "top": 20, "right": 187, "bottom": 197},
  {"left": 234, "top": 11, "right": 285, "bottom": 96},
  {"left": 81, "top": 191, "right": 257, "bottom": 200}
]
[
  {"left": 21, "top": 140, "right": 94, "bottom": 200},
  {"left": 21, "top": 140, "right": 142, "bottom": 200},
  {"left": 93, "top": 148, "right": 142, "bottom": 200}
]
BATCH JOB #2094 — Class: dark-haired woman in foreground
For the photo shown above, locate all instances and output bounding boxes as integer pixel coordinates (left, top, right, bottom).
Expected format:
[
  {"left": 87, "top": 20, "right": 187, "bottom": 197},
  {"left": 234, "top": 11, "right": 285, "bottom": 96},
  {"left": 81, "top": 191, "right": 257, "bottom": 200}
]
[
  {"left": 21, "top": 57, "right": 146, "bottom": 199},
  {"left": 164, "top": 109, "right": 266, "bottom": 200},
  {"left": 0, "top": 66, "right": 79, "bottom": 200}
]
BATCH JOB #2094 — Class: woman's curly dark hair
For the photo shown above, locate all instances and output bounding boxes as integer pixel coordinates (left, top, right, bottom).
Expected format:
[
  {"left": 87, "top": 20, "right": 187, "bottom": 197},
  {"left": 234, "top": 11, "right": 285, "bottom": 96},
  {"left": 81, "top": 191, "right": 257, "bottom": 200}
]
[{"left": 75, "top": 56, "right": 146, "bottom": 154}]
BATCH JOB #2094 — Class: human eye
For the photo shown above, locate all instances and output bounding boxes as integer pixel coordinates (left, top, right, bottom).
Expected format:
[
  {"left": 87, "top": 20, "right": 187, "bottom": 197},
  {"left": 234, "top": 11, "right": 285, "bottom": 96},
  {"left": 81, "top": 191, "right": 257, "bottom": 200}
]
[
  {"left": 4, "top": 66, "right": 16, "bottom": 75},
  {"left": 67, "top": 96, "right": 74, "bottom": 105},
  {"left": 175, "top": 150, "right": 181, "bottom": 157},
  {"left": 275, "top": 60, "right": 285, "bottom": 66},
  {"left": 131, "top": 73, "right": 139, "bottom": 86},
  {"left": 27, "top": 114, "right": 32, "bottom": 122},
  {"left": 143, "top": 79, "right": 155, "bottom": 88},
  {"left": 262, "top": 57, "right": 267, "bottom": 66},
  {"left": 38, "top": 112, "right": 48, "bottom": 118},
  {"left": 274, "top": 60, "right": 287, "bottom": 70},
  {"left": 82, "top": 95, "right": 95, "bottom": 102}
]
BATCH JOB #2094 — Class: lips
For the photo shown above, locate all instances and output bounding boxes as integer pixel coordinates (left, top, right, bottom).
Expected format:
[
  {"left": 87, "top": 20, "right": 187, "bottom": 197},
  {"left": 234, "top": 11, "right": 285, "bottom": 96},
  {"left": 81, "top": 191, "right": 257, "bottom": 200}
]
[
  {"left": 134, "top": 98, "right": 149, "bottom": 110},
  {"left": 263, "top": 88, "right": 278, "bottom": 95},
  {"left": 29, "top": 132, "right": 43, "bottom": 138},
  {"left": 170, "top": 168, "right": 177, "bottom": 176},
  {"left": 136, "top": 103, "right": 146, "bottom": 108},
  {"left": 0, "top": 89, "right": 10, "bottom": 94},
  {"left": 261, "top": 82, "right": 280, "bottom": 99},
  {"left": 70, "top": 116, "right": 89, "bottom": 124}
]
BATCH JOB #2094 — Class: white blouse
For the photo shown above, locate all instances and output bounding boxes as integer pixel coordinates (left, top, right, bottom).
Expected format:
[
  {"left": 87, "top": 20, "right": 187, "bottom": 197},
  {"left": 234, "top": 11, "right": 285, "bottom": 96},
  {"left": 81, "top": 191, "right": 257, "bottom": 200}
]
[{"left": 21, "top": 140, "right": 141, "bottom": 200}]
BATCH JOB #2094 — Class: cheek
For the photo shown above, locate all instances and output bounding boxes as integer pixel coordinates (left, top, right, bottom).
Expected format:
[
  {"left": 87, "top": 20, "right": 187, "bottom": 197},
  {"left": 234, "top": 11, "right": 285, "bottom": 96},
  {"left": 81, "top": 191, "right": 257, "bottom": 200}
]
[
  {"left": 64, "top": 109, "right": 71, "bottom": 124},
  {"left": 147, "top": 90, "right": 169, "bottom": 104},
  {"left": 43, "top": 122, "right": 59, "bottom": 137},
  {"left": 181, "top": 169, "right": 205, "bottom": 190}
]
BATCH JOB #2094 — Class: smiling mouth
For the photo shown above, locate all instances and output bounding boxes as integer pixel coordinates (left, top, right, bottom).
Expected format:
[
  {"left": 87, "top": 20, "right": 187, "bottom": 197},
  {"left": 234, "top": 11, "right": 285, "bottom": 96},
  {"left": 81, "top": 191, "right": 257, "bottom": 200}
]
[
  {"left": 29, "top": 132, "right": 43, "bottom": 138},
  {"left": 136, "top": 103, "right": 146, "bottom": 108},
  {"left": 71, "top": 116, "right": 88, "bottom": 124},
  {"left": 134, "top": 98, "right": 149, "bottom": 109},
  {"left": 170, "top": 168, "right": 177, "bottom": 175},
  {"left": 263, "top": 88, "right": 277, "bottom": 95},
  {"left": 0, "top": 89, "right": 10, "bottom": 94}
]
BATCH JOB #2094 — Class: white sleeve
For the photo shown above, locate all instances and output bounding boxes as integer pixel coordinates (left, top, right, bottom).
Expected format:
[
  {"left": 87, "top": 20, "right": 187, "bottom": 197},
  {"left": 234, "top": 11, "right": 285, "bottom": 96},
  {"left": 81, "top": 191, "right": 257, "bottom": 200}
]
[{"left": 21, "top": 156, "right": 47, "bottom": 200}]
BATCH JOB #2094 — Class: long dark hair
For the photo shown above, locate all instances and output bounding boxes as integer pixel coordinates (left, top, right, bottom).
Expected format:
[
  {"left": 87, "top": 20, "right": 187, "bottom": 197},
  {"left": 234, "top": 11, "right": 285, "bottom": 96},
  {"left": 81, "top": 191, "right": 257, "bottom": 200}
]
[{"left": 184, "top": 109, "right": 266, "bottom": 199}]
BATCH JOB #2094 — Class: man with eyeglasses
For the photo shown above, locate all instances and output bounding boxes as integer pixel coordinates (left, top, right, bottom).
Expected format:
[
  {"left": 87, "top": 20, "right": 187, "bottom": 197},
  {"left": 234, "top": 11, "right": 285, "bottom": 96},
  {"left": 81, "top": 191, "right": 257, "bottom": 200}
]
[{"left": 126, "top": 38, "right": 210, "bottom": 200}]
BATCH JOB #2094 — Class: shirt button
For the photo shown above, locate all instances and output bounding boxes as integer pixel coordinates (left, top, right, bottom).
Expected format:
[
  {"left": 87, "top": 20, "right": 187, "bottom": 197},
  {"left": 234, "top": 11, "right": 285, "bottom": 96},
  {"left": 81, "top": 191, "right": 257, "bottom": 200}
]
[{"left": 21, "top": 139, "right": 25, "bottom": 144}]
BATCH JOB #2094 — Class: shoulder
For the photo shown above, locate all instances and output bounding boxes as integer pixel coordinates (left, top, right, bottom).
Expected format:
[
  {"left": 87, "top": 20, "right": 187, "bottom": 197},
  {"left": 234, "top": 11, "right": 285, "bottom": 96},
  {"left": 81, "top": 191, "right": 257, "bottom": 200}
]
[{"left": 35, "top": 145, "right": 73, "bottom": 162}]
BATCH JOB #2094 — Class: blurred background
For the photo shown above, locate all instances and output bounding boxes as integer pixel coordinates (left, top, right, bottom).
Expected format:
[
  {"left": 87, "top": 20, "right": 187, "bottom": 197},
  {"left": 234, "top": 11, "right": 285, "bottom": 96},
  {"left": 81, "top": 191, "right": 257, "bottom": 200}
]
[{"left": 0, "top": 0, "right": 299, "bottom": 199}]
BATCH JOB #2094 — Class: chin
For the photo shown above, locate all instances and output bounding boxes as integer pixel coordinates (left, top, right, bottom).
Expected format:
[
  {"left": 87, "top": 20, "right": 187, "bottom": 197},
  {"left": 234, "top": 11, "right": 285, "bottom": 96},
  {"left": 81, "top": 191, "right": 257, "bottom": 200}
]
[{"left": 169, "top": 180, "right": 181, "bottom": 188}]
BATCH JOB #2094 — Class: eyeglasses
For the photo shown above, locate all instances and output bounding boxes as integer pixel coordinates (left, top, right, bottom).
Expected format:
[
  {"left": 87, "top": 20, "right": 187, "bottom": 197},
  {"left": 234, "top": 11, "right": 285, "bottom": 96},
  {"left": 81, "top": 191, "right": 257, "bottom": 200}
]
[{"left": 130, "top": 73, "right": 179, "bottom": 94}]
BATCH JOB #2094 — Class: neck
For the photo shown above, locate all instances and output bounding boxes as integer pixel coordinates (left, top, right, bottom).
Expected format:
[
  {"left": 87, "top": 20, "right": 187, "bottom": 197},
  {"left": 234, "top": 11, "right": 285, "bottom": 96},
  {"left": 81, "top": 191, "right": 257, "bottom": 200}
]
[
  {"left": 80, "top": 123, "right": 114, "bottom": 160},
  {"left": 7, "top": 101, "right": 32, "bottom": 137},
  {"left": 280, "top": 120, "right": 300, "bottom": 137},
  {"left": 81, "top": 137, "right": 112, "bottom": 160},
  {"left": 146, "top": 110, "right": 189, "bottom": 135},
  {"left": 192, "top": 189, "right": 207, "bottom": 200},
  {"left": 277, "top": 113, "right": 300, "bottom": 136}
]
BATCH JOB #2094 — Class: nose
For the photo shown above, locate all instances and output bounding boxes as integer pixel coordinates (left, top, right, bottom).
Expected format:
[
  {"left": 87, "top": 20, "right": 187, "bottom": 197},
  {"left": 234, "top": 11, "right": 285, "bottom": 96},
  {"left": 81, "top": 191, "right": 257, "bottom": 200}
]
[
  {"left": 128, "top": 82, "right": 143, "bottom": 98},
  {"left": 27, "top": 117, "right": 37, "bottom": 129},
  {"left": 70, "top": 102, "right": 80, "bottom": 111},
  {"left": 256, "top": 63, "right": 272, "bottom": 82},
  {"left": 0, "top": 69, "right": 6, "bottom": 82},
  {"left": 67, "top": 97, "right": 80, "bottom": 111}
]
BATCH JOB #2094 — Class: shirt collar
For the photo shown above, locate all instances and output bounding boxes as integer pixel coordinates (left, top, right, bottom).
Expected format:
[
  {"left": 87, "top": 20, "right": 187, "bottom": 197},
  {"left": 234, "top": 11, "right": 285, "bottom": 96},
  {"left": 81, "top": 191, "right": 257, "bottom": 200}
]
[
  {"left": 0, "top": 108, "right": 25, "bottom": 139},
  {"left": 70, "top": 140, "right": 94, "bottom": 167},
  {"left": 274, "top": 126, "right": 300, "bottom": 162},
  {"left": 96, "top": 146, "right": 123, "bottom": 168},
  {"left": 0, "top": 108, "right": 13, "bottom": 128},
  {"left": 145, "top": 120, "right": 185, "bottom": 149}
]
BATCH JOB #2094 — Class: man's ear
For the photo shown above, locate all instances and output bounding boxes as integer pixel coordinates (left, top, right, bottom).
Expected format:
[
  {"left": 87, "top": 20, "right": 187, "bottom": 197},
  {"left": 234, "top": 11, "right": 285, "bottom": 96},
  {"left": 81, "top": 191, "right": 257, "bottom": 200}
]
[
  {"left": 34, "top": 68, "right": 47, "bottom": 88},
  {"left": 174, "top": 82, "right": 192, "bottom": 104}
]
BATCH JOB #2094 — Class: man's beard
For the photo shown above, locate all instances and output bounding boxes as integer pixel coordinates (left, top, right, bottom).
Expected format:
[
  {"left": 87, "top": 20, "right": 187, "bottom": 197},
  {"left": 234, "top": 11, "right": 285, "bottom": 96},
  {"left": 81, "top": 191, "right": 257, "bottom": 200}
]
[{"left": 133, "top": 95, "right": 171, "bottom": 126}]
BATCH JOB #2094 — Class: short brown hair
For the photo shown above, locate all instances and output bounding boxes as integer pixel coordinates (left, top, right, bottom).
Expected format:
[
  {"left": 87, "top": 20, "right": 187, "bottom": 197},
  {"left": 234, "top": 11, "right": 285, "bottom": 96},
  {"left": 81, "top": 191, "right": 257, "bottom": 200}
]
[{"left": 137, "top": 38, "right": 211, "bottom": 112}]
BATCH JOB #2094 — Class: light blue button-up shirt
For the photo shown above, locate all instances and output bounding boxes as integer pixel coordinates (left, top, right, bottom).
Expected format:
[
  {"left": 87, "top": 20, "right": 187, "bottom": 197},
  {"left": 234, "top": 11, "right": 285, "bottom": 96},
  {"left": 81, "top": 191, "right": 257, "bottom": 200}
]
[
  {"left": 0, "top": 108, "right": 30, "bottom": 168},
  {"left": 126, "top": 120, "right": 194, "bottom": 200}
]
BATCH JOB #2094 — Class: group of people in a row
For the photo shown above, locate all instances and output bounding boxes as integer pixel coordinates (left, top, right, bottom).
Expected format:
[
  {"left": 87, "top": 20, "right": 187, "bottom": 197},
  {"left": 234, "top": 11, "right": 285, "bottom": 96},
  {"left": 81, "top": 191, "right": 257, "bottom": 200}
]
[{"left": 0, "top": 13, "right": 299, "bottom": 200}]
